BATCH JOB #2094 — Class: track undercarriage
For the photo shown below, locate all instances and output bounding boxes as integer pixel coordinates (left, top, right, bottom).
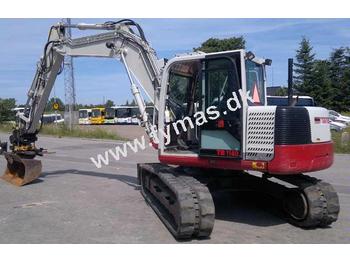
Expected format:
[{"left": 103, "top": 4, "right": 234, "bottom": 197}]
[
  {"left": 138, "top": 164, "right": 215, "bottom": 239},
  {"left": 138, "top": 163, "right": 340, "bottom": 240}
]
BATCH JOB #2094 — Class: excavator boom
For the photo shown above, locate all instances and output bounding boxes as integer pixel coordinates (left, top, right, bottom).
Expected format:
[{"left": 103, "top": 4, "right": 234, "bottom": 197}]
[{"left": 1, "top": 19, "right": 163, "bottom": 186}]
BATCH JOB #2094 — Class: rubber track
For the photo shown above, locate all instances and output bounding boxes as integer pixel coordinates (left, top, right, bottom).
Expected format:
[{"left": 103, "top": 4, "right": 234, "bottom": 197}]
[
  {"left": 138, "top": 163, "right": 212, "bottom": 239},
  {"left": 177, "top": 175, "right": 215, "bottom": 238},
  {"left": 314, "top": 181, "right": 340, "bottom": 227},
  {"left": 274, "top": 174, "right": 340, "bottom": 228}
]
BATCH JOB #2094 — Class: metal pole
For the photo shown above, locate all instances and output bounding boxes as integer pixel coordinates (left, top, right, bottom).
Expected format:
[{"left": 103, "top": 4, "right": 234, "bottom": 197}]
[
  {"left": 288, "top": 58, "right": 293, "bottom": 106},
  {"left": 63, "top": 18, "right": 76, "bottom": 130}
]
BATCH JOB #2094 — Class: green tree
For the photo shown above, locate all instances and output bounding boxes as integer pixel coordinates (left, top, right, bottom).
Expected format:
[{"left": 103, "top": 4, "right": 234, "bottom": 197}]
[
  {"left": 294, "top": 37, "right": 316, "bottom": 94},
  {"left": 0, "top": 98, "right": 16, "bottom": 123},
  {"left": 46, "top": 97, "right": 64, "bottom": 112},
  {"left": 105, "top": 99, "right": 115, "bottom": 108},
  {"left": 329, "top": 47, "right": 347, "bottom": 82},
  {"left": 342, "top": 68, "right": 350, "bottom": 111},
  {"left": 329, "top": 47, "right": 350, "bottom": 111},
  {"left": 194, "top": 36, "right": 246, "bottom": 53},
  {"left": 310, "top": 60, "right": 333, "bottom": 108}
]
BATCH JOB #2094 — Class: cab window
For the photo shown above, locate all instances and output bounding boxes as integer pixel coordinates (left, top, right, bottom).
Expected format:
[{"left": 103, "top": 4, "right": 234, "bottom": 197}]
[
  {"left": 206, "top": 58, "right": 234, "bottom": 107},
  {"left": 167, "top": 73, "right": 191, "bottom": 119},
  {"left": 246, "top": 60, "right": 265, "bottom": 105}
]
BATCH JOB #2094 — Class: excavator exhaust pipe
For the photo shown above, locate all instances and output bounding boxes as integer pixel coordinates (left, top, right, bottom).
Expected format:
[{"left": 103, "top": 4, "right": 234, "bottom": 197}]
[{"left": 2, "top": 152, "right": 42, "bottom": 186}]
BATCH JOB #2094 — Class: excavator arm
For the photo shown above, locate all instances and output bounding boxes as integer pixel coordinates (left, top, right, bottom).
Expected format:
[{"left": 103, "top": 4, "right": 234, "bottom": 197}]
[{"left": 1, "top": 19, "right": 163, "bottom": 186}]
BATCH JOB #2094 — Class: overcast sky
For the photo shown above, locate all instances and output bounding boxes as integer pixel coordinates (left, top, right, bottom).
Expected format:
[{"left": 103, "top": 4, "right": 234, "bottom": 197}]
[{"left": 1, "top": 18, "right": 349, "bottom": 105}]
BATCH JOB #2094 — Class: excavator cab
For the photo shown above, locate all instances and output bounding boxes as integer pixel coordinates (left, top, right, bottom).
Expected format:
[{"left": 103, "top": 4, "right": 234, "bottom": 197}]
[{"left": 161, "top": 51, "right": 247, "bottom": 159}]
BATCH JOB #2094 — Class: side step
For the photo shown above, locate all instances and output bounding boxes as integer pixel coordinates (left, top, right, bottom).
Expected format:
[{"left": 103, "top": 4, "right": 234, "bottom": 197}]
[{"left": 137, "top": 163, "right": 215, "bottom": 240}]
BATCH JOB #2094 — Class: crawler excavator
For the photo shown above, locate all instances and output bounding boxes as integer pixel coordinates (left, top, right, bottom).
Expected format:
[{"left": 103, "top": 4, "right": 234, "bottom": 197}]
[{"left": 0, "top": 19, "right": 340, "bottom": 239}]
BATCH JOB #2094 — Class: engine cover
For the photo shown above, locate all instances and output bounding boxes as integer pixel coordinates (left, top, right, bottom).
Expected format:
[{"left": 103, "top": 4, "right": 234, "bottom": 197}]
[{"left": 245, "top": 106, "right": 331, "bottom": 162}]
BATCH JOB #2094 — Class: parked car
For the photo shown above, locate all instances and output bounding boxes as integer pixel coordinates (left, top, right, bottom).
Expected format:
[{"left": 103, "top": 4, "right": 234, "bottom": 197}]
[
  {"left": 267, "top": 95, "right": 315, "bottom": 106},
  {"left": 329, "top": 110, "right": 350, "bottom": 125},
  {"left": 330, "top": 120, "right": 347, "bottom": 132}
]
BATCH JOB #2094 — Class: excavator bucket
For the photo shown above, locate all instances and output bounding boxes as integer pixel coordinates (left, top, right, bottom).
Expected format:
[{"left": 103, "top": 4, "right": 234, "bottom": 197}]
[{"left": 1, "top": 152, "right": 42, "bottom": 186}]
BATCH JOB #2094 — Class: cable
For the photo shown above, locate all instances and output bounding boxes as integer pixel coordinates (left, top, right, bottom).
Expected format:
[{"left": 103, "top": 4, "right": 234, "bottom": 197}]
[
  {"left": 47, "top": 26, "right": 55, "bottom": 42},
  {"left": 104, "top": 19, "right": 148, "bottom": 43},
  {"left": 26, "top": 39, "right": 60, "bottom": 132},
  {"left": 42, "top": 41, "right": 59, "bottom": 73},
  {"left": 37, "top": 114, "right": 44, "bottom": 133}
]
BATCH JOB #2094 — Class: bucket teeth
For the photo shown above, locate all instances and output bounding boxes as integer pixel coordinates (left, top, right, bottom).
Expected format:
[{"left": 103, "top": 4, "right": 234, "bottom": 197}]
[{"left": 2, "top": 153, "right": 42, "bottom": 186}]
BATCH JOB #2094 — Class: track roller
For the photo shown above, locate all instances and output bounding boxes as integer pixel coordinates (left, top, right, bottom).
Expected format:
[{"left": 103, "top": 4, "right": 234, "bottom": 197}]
[{"left": 137, "top": 163, "right": 215, "bottom": 240}]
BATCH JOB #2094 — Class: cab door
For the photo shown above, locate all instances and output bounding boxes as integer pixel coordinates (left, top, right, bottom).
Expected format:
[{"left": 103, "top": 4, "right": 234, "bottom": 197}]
[{"left": 199, "top": 53, "right": 243, "bottom": 158}]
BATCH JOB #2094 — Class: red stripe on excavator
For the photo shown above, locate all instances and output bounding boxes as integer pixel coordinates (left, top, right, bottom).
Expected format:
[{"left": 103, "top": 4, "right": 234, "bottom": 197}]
[
  {"left": 268, "top": 142, "right": 333, "bottom": 174},
  {"left": 159, "top": 142, "right": 333, "bottom": 175}
]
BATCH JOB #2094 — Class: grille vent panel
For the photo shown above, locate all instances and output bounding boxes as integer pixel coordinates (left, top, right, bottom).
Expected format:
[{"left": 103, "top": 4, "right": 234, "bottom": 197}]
[{"left": 245, "top": 107, "right": 276, "bottom": 161}]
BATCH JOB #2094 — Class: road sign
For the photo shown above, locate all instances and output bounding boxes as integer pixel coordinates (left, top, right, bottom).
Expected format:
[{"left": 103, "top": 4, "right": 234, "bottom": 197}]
[{"left": 53, "top": 103, "right": 59, "bottom": 110}]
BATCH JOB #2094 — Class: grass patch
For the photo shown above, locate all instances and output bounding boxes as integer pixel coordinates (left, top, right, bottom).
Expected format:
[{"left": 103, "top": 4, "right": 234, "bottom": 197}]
[
  {"left": 0, "top": 123, "right": 126, "bottom": 141},
  {"left": 42, "top": 124, "right": 126, "bottom": 140},
  {"left": 332, "top": 127, "right": 350, "bottom": 154},
  {"left": 0, "top": 123, "right": 13, "bottom": 133}
]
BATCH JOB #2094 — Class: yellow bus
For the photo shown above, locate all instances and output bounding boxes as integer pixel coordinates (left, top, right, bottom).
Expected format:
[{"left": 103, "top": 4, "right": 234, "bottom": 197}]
[{"left": 90, "top": 107, "right": 105, "bottom": 125}]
